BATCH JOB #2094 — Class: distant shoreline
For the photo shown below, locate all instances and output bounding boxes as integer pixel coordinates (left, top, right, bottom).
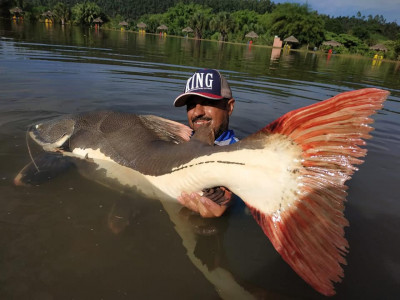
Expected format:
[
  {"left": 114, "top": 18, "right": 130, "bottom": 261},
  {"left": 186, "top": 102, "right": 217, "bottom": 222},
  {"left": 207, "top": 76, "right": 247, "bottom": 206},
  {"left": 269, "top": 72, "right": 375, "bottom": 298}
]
[
  {"left": 3, "top": 18, "right": 398, "bottom": 64},
  {"left": 105, "top": 27, "right": 400, "bottom": 64}
]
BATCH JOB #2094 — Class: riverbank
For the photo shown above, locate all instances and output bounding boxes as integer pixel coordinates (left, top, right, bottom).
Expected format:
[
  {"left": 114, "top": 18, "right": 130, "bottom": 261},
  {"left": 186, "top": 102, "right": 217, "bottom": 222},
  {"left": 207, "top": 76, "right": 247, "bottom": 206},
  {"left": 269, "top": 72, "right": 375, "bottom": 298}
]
[
  {"left": 102, "top": 26, "right": 400, "bottom": 63},
  {"left": 2, "top": 17, "right": 398, "bottom": 63}
]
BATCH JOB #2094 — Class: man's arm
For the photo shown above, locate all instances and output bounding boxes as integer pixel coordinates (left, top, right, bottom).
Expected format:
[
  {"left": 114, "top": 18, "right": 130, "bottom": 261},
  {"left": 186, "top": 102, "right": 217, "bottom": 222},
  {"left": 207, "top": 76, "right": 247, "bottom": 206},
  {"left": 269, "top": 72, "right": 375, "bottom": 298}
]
[{"left": 177, "top": 187, "right": 232, "bottom": 218}]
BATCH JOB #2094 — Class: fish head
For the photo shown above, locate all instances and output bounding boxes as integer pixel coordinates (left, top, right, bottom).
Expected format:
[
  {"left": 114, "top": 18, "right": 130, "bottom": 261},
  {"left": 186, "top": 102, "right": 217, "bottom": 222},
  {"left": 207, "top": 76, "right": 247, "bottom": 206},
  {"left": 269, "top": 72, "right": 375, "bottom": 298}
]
[{"left": 29, "top": 116, "right": 75, "bottom": 152}]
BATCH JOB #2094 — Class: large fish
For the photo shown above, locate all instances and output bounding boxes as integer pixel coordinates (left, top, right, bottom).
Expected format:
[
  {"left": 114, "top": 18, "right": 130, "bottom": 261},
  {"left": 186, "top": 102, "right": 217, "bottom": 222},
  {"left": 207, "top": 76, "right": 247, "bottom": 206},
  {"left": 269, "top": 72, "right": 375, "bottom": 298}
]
[{"left": 17, "top": 88, "right": 388, "bottom": 296}]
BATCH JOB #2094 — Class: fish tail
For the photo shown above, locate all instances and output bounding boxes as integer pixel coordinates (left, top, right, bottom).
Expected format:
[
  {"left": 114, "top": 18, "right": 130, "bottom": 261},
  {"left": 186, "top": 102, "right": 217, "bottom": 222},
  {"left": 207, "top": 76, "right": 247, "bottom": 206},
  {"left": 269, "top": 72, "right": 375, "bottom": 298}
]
[{"left": 245, "top": 88, "right": 388, "bottom": 296}]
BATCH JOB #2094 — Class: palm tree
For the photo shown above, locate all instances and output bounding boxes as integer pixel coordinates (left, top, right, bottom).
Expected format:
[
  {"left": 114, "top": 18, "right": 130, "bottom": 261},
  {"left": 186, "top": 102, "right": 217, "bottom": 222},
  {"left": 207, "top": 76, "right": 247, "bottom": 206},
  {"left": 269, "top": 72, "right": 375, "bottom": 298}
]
[
  {"left": 189, "top": 11, "right": 210, "bottom": 39},
  {"left": 71, "top": 2, "right": 101, "bottom": 26},
  {"left": 210, "top": 12, "right": 234, "bottom": 42},
  {"left": 53, "top": 2, "right": 70, "bottom": 25}
]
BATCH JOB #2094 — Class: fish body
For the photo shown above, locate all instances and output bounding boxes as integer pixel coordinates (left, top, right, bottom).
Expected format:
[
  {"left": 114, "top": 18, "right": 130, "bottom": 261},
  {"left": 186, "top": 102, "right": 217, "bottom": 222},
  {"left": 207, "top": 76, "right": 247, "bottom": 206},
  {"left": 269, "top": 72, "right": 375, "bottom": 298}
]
[
  {"left": 21, "top": 88, "right": 389, "bottom": 296},
  {"left": 29, "top": 111, "right": 302, "bottom": 212}
]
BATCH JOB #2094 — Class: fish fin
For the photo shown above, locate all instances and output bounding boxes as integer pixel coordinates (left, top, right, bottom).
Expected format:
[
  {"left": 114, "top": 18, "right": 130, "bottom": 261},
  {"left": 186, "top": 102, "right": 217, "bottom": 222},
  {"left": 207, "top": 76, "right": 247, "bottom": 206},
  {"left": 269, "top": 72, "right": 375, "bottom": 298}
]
[
  {"left": 139, "top": 115, "right": 192, "bottom": 143},
  {"left": 190, "top": 124, "right": 215, "bottom": 146},
  {"left": 246, "top": 88, "right": 389, "bottom": 296}
]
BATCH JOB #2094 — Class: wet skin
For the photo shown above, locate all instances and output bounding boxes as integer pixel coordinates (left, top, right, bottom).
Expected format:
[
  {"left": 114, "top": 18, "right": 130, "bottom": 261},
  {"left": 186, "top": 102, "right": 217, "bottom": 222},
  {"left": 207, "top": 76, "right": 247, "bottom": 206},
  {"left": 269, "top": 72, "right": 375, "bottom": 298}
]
[{"left": 186, "top": 96, "right": 235, "bottom": 139}]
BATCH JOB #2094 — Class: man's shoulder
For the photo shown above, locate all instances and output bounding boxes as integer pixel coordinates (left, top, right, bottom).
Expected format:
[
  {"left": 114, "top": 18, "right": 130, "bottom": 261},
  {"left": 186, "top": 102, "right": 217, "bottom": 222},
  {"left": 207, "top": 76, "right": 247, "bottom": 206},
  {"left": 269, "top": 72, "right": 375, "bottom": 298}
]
[{"left": 214, "top": 129, "right": 239, "bottom": 146}]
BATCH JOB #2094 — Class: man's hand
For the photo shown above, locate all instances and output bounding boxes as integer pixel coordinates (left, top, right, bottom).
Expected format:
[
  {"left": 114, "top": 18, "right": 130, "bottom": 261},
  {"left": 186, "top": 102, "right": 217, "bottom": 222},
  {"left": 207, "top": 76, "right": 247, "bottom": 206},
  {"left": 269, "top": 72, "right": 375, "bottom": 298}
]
[{"left": 177, "top": 187, "right": 232, "bottom": 218}]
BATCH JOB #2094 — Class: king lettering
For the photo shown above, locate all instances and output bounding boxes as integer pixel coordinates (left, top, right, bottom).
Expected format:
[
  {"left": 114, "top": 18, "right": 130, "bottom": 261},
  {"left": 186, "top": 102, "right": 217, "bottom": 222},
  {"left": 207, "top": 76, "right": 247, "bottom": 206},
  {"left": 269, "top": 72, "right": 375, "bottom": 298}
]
[{"left": 185, "top": 73, "right": 213, "bottom": 92}]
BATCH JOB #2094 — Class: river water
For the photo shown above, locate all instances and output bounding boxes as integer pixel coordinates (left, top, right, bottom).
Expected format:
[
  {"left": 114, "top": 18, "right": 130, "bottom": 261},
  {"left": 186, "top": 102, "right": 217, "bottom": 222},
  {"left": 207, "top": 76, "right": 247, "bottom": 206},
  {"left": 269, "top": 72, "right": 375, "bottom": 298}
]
[{"left": 1, "top": 21, "right": 399, "bottom": 299}]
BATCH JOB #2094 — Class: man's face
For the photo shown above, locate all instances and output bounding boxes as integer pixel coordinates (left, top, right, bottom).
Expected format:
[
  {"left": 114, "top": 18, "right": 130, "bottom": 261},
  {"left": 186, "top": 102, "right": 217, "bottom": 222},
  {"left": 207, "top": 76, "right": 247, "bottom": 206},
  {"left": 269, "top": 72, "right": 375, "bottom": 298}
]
[{"left": 186, "top": 96, "right": 235, "bottom": 138}]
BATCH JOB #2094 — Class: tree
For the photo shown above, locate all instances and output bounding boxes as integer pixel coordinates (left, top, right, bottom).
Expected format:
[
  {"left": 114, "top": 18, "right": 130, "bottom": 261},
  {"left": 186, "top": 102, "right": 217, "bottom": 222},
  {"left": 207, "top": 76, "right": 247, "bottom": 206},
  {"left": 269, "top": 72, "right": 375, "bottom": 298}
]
[
  {"left": 71, "top": 1, "right": 101, "bottom": 26},
  {"left": 335, "top": 33, "right": 369, "bottom": 54},
  {"left": 352, "top": 25, "right": 370, "bottom": 40},
  {"left": 159, "top": 3, "right": 206, "bottom": 36},
  {"left": 231, "top": 9, "right": 260, "bottom": 39},
  {"left": 53, "top": 2, "right": 70, "bottom": 25},
  {"left": 266, "top": 3, "right": 325, "bottom": 46},
  {"left": 210, "top": 12, "right": 235, "bottom": 42},
  {"left": 394, "top": 38, "right": 400, "bottom": 59},
  {"left": 0, "top": 0, "right": 13, "bottom": 18},
  {"left": 139, "top": 13, "right": 163, "bottom": 33},
  {"left": 189, "top": 9, "right": 212, "bottom": 39}
]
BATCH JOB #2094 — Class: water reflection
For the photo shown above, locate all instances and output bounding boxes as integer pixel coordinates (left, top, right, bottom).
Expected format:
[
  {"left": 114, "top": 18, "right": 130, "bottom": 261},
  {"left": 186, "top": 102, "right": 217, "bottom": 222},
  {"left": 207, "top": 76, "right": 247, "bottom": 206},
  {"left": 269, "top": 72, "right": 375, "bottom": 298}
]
[
  {"left": 270, "top": 48, "right": 281, "bottom": 61},
  {"left": 244, "top": 44, "right": 254, "bottom": 61}
]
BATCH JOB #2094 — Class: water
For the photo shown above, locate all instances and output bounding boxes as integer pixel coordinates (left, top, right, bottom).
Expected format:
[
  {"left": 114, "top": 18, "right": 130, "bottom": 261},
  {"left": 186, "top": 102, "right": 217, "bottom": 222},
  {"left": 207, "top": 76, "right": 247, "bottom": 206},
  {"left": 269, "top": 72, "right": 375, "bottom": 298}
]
[{"left": 1, "top": 21, "right": 400, "bottom": 299}]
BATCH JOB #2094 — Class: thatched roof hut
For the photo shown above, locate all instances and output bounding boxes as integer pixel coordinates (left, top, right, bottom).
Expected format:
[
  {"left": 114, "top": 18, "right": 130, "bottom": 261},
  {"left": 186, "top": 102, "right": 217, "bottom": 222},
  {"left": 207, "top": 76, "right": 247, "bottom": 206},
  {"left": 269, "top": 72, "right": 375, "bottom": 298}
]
[
  {"left": 284, "top": 35, "right": 299, "bottom": 43},
  {"left": 369, "top": 44, "right": 388, "bottom": 52},
  {"left": 9, "top": 7, "right": 23, "bottom": 15},
  {"left": 93, "top": 17, "right": 103, "bottom": 24},
  {"left": 322, "top": 40, "right": 343, "bottom": 47},
  {"left": 41, "top": 11, "right": 54, "bottom": 18},
  {"left": 182, "top": 27, "right": 193, "bottom": 33},
  {"left": 245, "top": 31, "right": 259, "bottom": 39},
  {"left": 119, "top": 21, "right": 128, "bottom": 26},
  {"left": 157, "top": 24, "right": 168, "bottom": 31},
  {"left": 137, "top": 22, "right": 147, "bottom": 29}
]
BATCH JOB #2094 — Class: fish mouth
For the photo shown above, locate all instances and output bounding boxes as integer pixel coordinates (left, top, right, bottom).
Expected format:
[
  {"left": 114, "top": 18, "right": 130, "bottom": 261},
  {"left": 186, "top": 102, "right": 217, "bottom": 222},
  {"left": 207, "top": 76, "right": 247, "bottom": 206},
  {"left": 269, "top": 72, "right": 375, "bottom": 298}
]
[{"left": 29, "top": 124, "right": 71, "bottom": 152}]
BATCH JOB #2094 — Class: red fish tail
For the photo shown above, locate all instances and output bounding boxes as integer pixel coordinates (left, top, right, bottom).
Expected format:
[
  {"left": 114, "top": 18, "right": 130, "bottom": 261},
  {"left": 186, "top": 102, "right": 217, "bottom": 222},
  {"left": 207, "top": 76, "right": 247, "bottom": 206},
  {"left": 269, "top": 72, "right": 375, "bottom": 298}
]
[{"left": 248, "top": 88, "right": 388, "bottom": 296}]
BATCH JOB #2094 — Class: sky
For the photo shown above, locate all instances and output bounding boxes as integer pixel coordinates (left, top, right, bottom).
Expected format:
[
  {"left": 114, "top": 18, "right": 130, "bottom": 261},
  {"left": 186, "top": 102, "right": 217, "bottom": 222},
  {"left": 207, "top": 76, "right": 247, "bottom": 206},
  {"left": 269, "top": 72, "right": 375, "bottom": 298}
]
[{"left": 273, "top": 0, "right": 400, "bottom": 24}]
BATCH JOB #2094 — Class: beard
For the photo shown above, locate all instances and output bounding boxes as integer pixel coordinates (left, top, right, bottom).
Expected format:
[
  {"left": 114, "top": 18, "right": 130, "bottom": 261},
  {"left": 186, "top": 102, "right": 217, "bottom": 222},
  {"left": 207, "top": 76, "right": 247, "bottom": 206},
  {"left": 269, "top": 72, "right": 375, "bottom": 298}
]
[{"left": 191, "top": 116, "right": 229, "bottom": 140}]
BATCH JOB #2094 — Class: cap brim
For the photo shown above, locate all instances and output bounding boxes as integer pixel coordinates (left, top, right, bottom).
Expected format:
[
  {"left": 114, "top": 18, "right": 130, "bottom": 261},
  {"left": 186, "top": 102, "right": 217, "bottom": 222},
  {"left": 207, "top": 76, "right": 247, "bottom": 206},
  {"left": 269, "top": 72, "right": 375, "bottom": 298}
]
[{"left": 173, "top": 92, "right": 224, "bottom": 107}]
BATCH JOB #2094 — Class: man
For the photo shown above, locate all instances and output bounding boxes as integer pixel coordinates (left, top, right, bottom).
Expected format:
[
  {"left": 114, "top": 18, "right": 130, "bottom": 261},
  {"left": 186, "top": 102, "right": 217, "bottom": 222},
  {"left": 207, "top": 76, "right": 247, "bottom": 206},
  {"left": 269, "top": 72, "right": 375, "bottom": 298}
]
[{"left": 173, "top": 69, "right": 238, "bottom": 218}]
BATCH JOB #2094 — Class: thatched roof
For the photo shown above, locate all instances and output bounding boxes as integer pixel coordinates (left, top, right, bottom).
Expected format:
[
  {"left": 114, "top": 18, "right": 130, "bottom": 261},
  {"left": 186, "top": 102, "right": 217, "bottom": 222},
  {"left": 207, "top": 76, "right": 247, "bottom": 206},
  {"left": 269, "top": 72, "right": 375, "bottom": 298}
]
[
  {"left": 93, "top": 17, "right": 103, "bottom": 23},
  {"left": 322, "top": 40, "right": 343, "bottom": 47},
  {"left": 370, "top": 44, "right": 388, "bottom": 52},
  {"left": 245, "top": 31, "right": 259, "bottom": 38},
  {"left": 41, "top": 11, "right": 54, "bottom": 17},
  {"left": 10, "top": 7, "right": 23, "bottom": 14},
  {"left": 157, "top": 24, "right": 168, "bottom": 30},
  {"left": 119, "top": 21, "right": 128, "bottom": 26},
  {"left": 182, "top": 26, "right": 193, "bottom": 33},
  {"left": 137, "top": 22, "right": 147, "bottom": 28},
  {"left": 284, "top": 35, "right": 299, "bottom": 43}
]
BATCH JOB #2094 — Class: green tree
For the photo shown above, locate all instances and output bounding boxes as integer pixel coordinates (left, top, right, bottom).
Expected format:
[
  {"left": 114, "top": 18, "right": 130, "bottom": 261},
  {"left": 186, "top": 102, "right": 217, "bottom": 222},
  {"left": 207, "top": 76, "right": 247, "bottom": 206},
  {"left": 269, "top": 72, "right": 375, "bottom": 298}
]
[
  {"left": 231, "top": 9, "right": 260, "bottom": 31},
  {"left": 210, "top": 12, "right": 235, "bottom": 42},
  {"left": 395, "top": 34, "right": 400, "bottom": 58},
  {"left": 336, "top": 33, "right": 369, "bottom": 54},
  {"left": 189, "top": 9, "right": 212, "bottom": 39},
  {"left": 352, "top": 25, "right": 370, "bottom": 40},
  {"left": 139, "top": 13, "right": 163, "bottom": 33},
  {"left": 159, "top": 3, "right": 206, "bottom": 36},
  {"left": 71, "top": 1, "right": 101, "bottom": 25},
  {"left": 266, "top": 3, "right": 325, "bottom": 47},
  {"left": 394, "top": 42, "right": 400, "bottom": 60},
  {"left": 230, "top": 9, "right": 261, "bottom": 41},
  {"left": 53, "top": 2, "right": 71, "bottom": 25}
]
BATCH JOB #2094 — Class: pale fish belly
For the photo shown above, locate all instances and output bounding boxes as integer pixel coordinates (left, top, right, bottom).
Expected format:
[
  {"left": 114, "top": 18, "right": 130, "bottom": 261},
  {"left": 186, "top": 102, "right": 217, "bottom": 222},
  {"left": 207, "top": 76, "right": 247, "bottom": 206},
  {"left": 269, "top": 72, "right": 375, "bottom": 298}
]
[
  {"left": 69, "top": 147, "right": 171, "bottom": 200},
  {"left": 69, "top": 134, "right": 302, "bottom": 214},
  {"left": 146, "top": 134, "right": 303, "bottom": 215}
]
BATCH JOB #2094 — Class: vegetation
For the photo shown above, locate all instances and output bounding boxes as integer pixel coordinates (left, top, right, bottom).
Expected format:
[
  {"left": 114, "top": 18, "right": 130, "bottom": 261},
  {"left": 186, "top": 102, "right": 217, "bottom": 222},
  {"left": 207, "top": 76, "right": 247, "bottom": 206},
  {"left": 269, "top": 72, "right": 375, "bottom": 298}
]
[
  {"left": 266, "top": 3, "right": 325, "bottom": 47},
  {"left": 71, "top": 2, "right": 102, "bottom": 25},
  {"left": 209, "top": 12, "right": 235, "bottom": 42},
  {"left": 1, "top": 0, "right": 400, "bottom": 60},
  {"left": 52, "top": 2, "right": 70, "bottom": 25}
]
